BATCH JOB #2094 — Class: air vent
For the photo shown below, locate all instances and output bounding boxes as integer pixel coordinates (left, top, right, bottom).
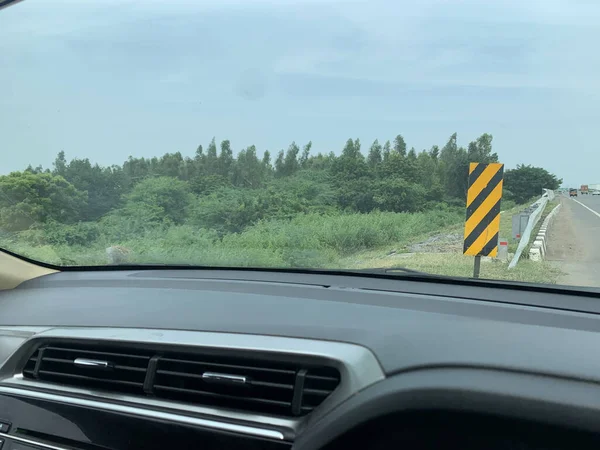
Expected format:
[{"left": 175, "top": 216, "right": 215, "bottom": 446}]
[
  {"left": 22, "top": 345, "right": 151, "bottom": 394},
  {"left": 301, "top": 367, "right": 341, "bottom": 414},
  {"left": 22, "top": 342, "right": 341, "bottom": 417}
]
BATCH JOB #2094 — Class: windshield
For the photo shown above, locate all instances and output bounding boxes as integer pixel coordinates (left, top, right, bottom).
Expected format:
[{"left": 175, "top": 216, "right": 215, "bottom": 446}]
[{"left": 0, "top": 0, "right": 596, "bottom": 287}]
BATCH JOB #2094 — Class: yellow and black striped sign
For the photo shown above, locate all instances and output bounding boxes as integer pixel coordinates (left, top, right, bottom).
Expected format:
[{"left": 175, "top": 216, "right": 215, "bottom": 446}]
[{"left": 463, "top": 162, "right": 504, "bottom": 257}]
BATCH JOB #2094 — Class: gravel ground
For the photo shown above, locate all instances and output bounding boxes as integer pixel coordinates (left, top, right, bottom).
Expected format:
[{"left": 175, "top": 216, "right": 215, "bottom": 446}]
[{"left": 407, "top": 233, "right": 463, "bottom": 253}]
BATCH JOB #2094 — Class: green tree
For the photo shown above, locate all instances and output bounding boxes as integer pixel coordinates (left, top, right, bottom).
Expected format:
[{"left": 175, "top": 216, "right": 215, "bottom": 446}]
[
  {"left": 467, "top": 133, "right": 498, "bottom": 164},
  {"left": 504, "top": 165, "right": 562, "bottom": 204},
  {"left": 52, "top": 151, "right": 67, "bottom": 177},
  {"left": 439, "top": 133, "right": 469, "bottom": 199},
  {"left": 64, "top": 158, "right": 128, "bottom": 220},
  {"left": 205, "top": 137, "right": 218, "bottom": 175},
  {"left": 382, "top": 140, "right": 391, "bottom": 161},
  {"left": 123, "top": 176, "right": 192, "bottom": 224},
  {"left": 218, "top": 140, "right": 234, "bottom": 178},
  {"left": 0, "top": 172, "right": 87, "bottom": 231},
  {"left": 299, "top": 141, "right": 312, "bottom": 168},
  {"left": 331, "top": 138, "right": 368, "bottom": 181},
  {"left": 393, "top": 135, "right": 407, "bottom": 156},
  {"left": 232, "top": 145, "right": 265, "bottom": 188},
  {"left": 368, "top": 139, "right": 383, "bottom": 168}
]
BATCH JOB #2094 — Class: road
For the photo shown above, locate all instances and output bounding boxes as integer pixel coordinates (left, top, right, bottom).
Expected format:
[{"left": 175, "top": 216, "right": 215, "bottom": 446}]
[{"left": 546, "top": 194, "right": 600, "bottom": 287}]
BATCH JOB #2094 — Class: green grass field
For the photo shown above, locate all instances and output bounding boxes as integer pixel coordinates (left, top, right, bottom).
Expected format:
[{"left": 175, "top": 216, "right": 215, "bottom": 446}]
[{"left": 0, "top": 200, "right": 562, "bottom": 285}]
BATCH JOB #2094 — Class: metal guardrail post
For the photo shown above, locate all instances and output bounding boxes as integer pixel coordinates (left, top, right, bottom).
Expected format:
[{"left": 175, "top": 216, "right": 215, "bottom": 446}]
[{"left": 508, "top": 194, "right": 550, "bottom": 269}]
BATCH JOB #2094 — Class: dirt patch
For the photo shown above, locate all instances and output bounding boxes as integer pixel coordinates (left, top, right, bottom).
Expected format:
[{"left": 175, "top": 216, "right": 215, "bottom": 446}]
[
  {"left": 546, "top": 199, "right": 587, "bottom": 262},
  {"left": 545, "top": 198, "right": 596, "bottom": 287},
  {"left": 407, "top": 233, "right": 463, "bottom": 253}
]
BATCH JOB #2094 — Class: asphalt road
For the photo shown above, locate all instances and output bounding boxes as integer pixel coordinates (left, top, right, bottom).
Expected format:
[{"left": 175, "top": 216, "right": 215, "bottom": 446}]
[{"left": 546, "top": 193, "right": 600, "bottom": 287}]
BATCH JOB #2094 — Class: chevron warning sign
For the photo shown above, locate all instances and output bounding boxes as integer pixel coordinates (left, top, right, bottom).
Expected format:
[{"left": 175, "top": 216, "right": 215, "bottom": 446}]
[{"left": 463, "top": 162, "right": 504, "bottom": 257}]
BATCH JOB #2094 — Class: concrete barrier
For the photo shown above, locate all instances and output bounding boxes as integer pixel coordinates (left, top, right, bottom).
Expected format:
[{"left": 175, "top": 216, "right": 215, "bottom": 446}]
[{"left": 528, "top": 204, "right": 561, "bottom": 262}]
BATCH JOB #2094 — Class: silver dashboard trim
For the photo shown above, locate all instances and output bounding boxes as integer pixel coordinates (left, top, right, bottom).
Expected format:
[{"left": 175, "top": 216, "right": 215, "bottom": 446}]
[
  {"left": 1, "top": 377, "right": 299, "bottom": 433},
  {"left": 0, "top": 432, "right": 76, "bottom": 450},
  {"left": 0, "top": 385, "right": 286, "bottom": 440}
]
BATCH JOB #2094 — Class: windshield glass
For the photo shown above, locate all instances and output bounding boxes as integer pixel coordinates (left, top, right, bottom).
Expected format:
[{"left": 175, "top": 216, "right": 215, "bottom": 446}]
[{"left": 0, "top": 0, "right": 595, "bottom": 287}]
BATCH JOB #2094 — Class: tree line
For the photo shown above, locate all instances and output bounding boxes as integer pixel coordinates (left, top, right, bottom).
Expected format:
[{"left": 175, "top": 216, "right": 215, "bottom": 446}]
[{"left": 0, "top": 132, "right": 562, "bottom": 239}]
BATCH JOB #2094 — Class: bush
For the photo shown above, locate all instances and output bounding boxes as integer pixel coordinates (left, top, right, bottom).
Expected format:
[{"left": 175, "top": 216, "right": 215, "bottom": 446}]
[
  {"left": 223, "top": 209, "right": 463, "bottom": 256},
  {"left": 189, "top": 181, "right": 338, "bottom": 234},
  {"left": 19, "top": 221, "right": 100, "bottom": 246},
  {"left": 125, "top": 176, "right": 193, "bottom": 225}
]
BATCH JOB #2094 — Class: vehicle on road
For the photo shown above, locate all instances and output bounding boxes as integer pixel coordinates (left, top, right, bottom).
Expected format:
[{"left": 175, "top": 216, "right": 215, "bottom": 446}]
[
  {"left": 570, "top": 188, "right": 578, "bottom": 197},
  {"left": 593, "top": 190, "right": 600, "bottom": 196},
  {"left": 589, "top": 184, "right": 600, "bottom": 192},
  {"left": 581, "top": 185, "right": 589, "bottom": 194}
]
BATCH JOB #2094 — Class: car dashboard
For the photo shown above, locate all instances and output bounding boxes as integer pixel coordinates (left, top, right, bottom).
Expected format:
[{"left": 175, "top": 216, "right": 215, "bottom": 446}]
[{"left": 0, "top": 269, "right": 600, "bottom": 450}]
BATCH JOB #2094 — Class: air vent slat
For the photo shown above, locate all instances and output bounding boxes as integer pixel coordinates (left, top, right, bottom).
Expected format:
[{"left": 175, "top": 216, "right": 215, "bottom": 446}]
[
  {"left": 301, "top": 388, "right": 331, "bottom": 396},
  {"left": 42, "top": 357, "right": 147, "bottom": 373},
  {"left": 155, "top": 369, "right": 294, "bottom": 391},
  {"left": 304, "top": 375, "right": 339, "bottom": 382},
  {"left": 251, "top": 380, "right": 294, "bottom": 390},
  {"left": 155, "top": 369, "right": 203, "bottom": 380},
  {"left": 38, "top": 370, "right": 145, "bottom": 388},
  {"left": 22, "top": 342, "right": 341, "bottom": 417},
  {"left": 158, "top": 358, "right": 296, "bottom": 376},
  {"left": 43, "top": 347, "right": 150, "bottom": 361},
  {"left": 153, "top": 385, "right": 292, "bottom": 408}
]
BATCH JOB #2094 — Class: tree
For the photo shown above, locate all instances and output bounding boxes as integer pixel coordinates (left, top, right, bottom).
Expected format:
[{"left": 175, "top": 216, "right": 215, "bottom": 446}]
[
  {"left": 332, "top": 138, "right": 368, "bottom": 181},
  {"left": 275, "top": 142, "right": 301, "bottom": 177},
  {"left": 393, "top": 135, "right": 407, "bottom": 156},
  {"left": 0, "top": 172, "right": 87, "bottom": 231},
  {"left": 205, "top": 137, "right": 218, "bottom": 175},
  {"left": 368, "top": 139, "right": 383, "bottom": 168},
  {"left": 402, "top": 148, "right": 419, "bottom": 182},
  {"left": 439, "top": 133, "right": 469, "bottom": 199},
  {"left": 382, "top": 140, "right": 391, "bottom": 161},
  {"left": 504, "top": 165, "right": 562, "bottom": 204},
  {"left": 299, "top": 141, "right": 312, "bottom": 168},
  {"left": 124, "top": 176, "right": 192, "bottom": 224},
  {"left": 467, "top": 133, "right": 498, "bottom": 163},
  {"left": 416, "top": 150, "right": 436, "bottom": 187},
  {"left": 232, "top": 145, "right": 265, "bottom": 188},
  {"left": 274, "top": 150, "right": 285, "bottom": 177},
  {"left": 218, "top": 140, "right": 234, "bottom": 178},
  {"left": 52, "top": 151, "right": 67, "bottom": 177},
  {"left": 262, "top": 150, "right": 272, "bottom": 169},
  {"left": 61, "top": 157, "right": 128, "bottom": 220}
]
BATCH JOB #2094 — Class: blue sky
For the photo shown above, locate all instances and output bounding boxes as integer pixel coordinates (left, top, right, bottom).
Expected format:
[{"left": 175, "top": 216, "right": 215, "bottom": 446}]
[{"left": 1, "top": 0, "right": 599, "bottom": 187}]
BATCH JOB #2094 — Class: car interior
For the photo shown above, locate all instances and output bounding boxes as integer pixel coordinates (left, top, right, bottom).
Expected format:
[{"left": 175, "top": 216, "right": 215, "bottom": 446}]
[{"left": 2, "top": 251, "right": 600, "bottom": 450}]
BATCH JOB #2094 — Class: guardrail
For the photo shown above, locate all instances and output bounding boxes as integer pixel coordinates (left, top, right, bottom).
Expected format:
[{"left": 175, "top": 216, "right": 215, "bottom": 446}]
[{"left": 507, "top": 189, "right": 553, "bottom": 269}]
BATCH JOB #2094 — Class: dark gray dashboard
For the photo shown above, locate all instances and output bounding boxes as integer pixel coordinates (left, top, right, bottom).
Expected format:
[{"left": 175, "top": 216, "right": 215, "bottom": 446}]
[
  {"left": 1, "top": 269, "right": 600, "bottom": 450},
  {"left": 1, "top": 269, "right": 600, "bottom": 379}
]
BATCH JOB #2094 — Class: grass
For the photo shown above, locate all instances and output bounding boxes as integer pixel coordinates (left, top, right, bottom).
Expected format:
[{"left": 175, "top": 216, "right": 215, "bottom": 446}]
[
  {"left": 499, "top": 197, "right": 542, "bottom": 254},
  {"left": 340, "top": 252, "right": 562, "bottom": 284},
  {"left": 337, "top": 197, "right": 563, "bottom": 284},
  {"left": 0, "top": 200, "right": 563, "bottom": 285}
]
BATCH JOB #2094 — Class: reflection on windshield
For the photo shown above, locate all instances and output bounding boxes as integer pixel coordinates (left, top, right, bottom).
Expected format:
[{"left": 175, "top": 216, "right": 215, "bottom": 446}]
[{"left": 1, "top": 0, "right": 595, "bottom": 287}]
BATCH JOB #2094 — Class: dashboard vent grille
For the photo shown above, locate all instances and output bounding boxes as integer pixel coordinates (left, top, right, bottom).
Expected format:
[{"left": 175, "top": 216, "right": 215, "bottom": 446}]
[
  {"left": 22, "top": 345, "right": 151, "bottom": 394},
  {"left": 301, "top": 367, "right": 341, "bottom": 414},
  {"left": 22, "top": 342, "right": 341, "bottom": 417}
]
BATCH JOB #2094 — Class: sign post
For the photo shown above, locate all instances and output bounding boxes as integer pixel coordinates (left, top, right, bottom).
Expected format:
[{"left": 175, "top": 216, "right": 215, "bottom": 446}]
[{"left": 463, "top": 162, "right": 504, "bottom": 278}]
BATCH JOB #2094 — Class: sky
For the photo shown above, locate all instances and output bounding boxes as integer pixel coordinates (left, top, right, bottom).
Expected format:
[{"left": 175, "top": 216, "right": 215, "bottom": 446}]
[{"left": 1, "top": 0, "right": 599, "bottom": 187}]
